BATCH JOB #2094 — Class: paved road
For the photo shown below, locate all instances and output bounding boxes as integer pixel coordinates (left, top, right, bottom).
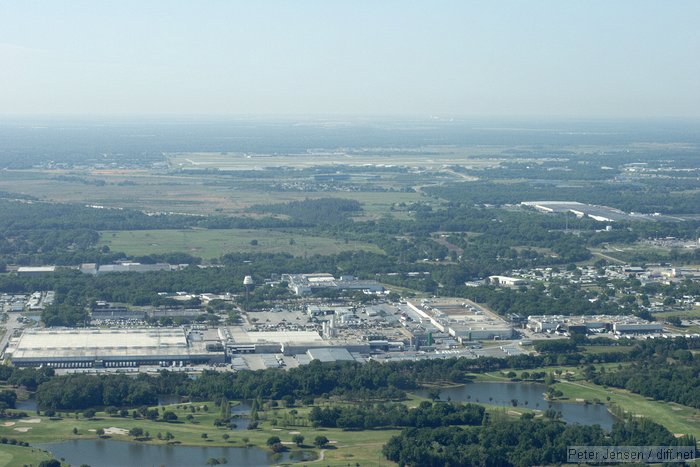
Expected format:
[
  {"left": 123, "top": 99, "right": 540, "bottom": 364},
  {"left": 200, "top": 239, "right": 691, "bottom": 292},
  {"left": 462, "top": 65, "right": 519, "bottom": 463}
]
[{"left": 0, "top": 312, "right": 24, "bottom": 358}]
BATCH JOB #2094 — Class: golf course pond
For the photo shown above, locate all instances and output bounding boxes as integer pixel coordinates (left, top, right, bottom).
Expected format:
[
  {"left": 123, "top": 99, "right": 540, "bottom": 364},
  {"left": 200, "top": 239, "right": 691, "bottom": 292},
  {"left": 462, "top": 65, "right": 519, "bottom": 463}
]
[
  {"left": 25, "top": 382, "right": 616, "bottom": 466},
  {"left": 416, "top": 381, "right": 617, "bottom": 429},
  {"left": 36, "top": 439, "right": 318, "bottom": 467}
]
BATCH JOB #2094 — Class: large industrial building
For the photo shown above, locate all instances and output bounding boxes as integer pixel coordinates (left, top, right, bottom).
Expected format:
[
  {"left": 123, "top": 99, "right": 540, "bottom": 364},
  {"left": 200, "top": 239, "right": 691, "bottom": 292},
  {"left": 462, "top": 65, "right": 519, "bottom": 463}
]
[
  {"left": 283, "top": 273, "right": 384, "bottom": 295},
  {"left": 16, "top": 266, "right": 57, "bottom": 276},
  {"left": 526, "top": 315, "right": 663, "bottom": 335},
  {"left": 7, "top": 328, "right": 220, "bottom": 368},
  {"left": 521, "top": 201, "right": 632, "bottom": 222},
  {"left": 219, "top": 327, "right": 369, "bottom": 355},
  {"left": 447, "top": 323, "right": 514, "bottom": 342},
  {"left": 407, "top": 299, "right": 514, "bottom": 342},
  {"left": 80, "top": 262, "right": 177, "bottom": 275}
]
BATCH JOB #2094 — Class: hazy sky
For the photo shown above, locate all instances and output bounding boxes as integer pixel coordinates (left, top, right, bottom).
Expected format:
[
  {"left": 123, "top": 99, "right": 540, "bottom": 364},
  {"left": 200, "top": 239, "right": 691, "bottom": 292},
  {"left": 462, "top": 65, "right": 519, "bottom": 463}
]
[{"left": 1, "top": 1, "right": 699, "bottom": 117}]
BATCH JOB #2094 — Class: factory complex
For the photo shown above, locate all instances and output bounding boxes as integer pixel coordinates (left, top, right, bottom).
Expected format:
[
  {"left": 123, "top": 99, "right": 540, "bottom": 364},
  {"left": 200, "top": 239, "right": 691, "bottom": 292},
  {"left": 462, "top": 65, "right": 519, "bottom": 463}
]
[
  {"left": 4, "top": 296, "right": 524, "bottom": 371},
  {"left": 408, "top": 299, "right": 515, "bottom": 342},
  {"left": 527, "top": 315, "right": 664, "bottom": 335},
  {"left": 5, "top": 326, "right": 372, "bottom": 370}
]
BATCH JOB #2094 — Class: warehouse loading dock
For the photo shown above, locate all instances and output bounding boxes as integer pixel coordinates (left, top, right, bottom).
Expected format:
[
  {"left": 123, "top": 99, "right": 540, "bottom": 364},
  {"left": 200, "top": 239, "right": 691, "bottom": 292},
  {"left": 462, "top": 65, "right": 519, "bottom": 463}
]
[{"left": 6, "top": 328, "right": 221, "bottom": 368}]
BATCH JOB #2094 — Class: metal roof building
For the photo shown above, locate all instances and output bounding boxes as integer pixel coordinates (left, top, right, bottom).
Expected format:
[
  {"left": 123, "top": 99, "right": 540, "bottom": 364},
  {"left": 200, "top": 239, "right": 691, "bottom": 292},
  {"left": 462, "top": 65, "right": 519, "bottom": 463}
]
[
  {"left": 307, "top": 347, "right": 356, "bottom": 362},
  {"left": 16, "top": 266, "right": 57, "bottom": 276},
  {"left": 220, "top": 326, "right": 369, "bottom": 356},
  {"left": 7, "top": 328, "right": 216, "bottom": 368}
]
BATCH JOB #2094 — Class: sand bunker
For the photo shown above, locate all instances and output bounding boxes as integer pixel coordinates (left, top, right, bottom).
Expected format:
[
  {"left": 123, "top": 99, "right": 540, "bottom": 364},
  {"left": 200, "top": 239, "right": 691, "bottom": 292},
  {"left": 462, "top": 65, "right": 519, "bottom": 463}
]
[
  {"left": 288, "top": 431, "right": 301, "bottom": 434},
  {"left": 14, "top": 427, "right": 32, "bottom": 432},
  {"left": 19, "top": 418, "right": 42, "bottom": 424},
  {"left": 104, "top": 427, "right": 129, "bottom": 436},
  {"left": 2, "top": 422, "right": 15, "bottom": 427}
]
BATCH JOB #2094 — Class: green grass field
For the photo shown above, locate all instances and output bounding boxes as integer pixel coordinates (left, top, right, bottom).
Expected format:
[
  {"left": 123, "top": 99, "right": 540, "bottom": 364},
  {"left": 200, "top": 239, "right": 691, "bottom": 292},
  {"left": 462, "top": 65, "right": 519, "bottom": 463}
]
[
  {"left": 99, "top": 228, "right": 383, "bottom": 259},
  {"left": 0, "top": 169, "right": 426, "bottom": 217},
  {"left": 474, "top": 366, "right": 700, "bottom": 442},
  {"left": 554, "top": 380, "right": 700, "bottom": 440},
  {"left": 1, "top": 401, "right": 399, "bottom": 467},
  {"left": 580, "top": 345, "right": 635, "bottom": 355},
  {"left": 0, "top": 444, "right": 53, "bottom": 467},
  {"left": 654, "top": 308, "right": 700, "bottom": 319}
]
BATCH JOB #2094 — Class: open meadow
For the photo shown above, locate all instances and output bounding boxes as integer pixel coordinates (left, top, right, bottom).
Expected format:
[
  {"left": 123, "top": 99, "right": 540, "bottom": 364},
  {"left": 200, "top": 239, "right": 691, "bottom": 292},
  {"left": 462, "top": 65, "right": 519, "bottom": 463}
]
[
  {"left": 99, "top": 228, "right": 383, "bottom": 259},
  {"left": 0, "top": 169, "right": 427, "bottom": 217}
]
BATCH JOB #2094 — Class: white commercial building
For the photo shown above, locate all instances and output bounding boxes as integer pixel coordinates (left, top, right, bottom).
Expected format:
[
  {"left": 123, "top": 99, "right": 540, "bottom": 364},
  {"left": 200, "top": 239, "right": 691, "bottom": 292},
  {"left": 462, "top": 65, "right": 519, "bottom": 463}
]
[{"left": 7, "top": 328, "right": 217, "bottom": 368}]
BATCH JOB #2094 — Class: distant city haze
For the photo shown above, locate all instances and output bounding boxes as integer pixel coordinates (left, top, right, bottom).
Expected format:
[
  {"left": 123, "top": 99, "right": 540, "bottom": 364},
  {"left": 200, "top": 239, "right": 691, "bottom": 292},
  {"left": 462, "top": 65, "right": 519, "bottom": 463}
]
[{"left": 1, "top": 1, "right": 699, "bottom": 118}]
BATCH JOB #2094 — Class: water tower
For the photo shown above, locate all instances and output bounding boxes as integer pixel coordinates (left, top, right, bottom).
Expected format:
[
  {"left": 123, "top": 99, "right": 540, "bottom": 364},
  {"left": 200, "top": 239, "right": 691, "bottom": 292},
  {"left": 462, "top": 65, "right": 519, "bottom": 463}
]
[{"left": 243, "top": 275, "right": 254, "bottom": 300}]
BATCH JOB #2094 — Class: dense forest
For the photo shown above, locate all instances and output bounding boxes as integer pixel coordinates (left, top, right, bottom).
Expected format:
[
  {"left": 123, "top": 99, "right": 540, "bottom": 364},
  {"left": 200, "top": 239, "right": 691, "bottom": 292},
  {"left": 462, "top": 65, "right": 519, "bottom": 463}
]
[
  {"left": 247, "top": 198, "right": 362, "bottom": 224},
  {"left": 592, "top": 337, "right": 700, "bottom": 408},
  {"left": 23, "top": 346, "right": 645, "bottom": 411},
  {"left": 309, "top": 401, "right": 485, "bottom": 430},
  {"left": 383, "top": 417, "right": 695, "bottom": 467}
]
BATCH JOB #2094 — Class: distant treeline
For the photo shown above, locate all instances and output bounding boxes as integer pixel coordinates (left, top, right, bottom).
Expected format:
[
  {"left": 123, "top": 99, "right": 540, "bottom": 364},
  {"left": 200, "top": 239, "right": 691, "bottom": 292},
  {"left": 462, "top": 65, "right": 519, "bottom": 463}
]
[{"left": 247, "top": 198, "right": 362, "bottom": 224}]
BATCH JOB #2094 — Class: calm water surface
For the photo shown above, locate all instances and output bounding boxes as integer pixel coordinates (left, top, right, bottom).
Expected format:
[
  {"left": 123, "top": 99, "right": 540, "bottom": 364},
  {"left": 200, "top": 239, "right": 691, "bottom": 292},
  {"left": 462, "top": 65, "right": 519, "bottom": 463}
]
[
  {"left": 33, "top": 383, "right": 615, "bottom": 466},
  {"left": 417, "top": 382, "right": 616, "bottom": 429},
  {"left": 37, "top": 439, "right": 317, "bottom": 467}
]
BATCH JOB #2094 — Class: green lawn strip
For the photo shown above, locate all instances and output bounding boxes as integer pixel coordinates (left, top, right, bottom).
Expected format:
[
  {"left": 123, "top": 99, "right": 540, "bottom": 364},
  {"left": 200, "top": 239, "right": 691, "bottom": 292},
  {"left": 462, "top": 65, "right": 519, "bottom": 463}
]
[
  {"left": 580, "top": 345, "right": 635, "bottom": 355},
  {"left": 554, "top": 380, "right": 700, "bottom": 440},
  {"left": 0, "top": 443, "right": 53, "bottom": 467},
  {"left": 654, "top": 308, "right": 700, "bottom": 319}
]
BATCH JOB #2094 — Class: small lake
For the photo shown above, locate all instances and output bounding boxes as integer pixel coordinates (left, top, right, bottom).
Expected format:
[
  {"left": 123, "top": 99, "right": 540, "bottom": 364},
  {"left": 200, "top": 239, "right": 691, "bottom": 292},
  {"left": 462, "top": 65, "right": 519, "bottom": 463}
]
[
  {"left": 230, "top": 401, "right": 253, "bottom": 415},
  {"left": 15, "top": 397, "right": 38, "bottom": 412},
  {"left": 37, "top": 439, "right": 317, "bottom": 467},
  {"left": 416, "top": 382, "right": 617, "bottom": 430}
]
